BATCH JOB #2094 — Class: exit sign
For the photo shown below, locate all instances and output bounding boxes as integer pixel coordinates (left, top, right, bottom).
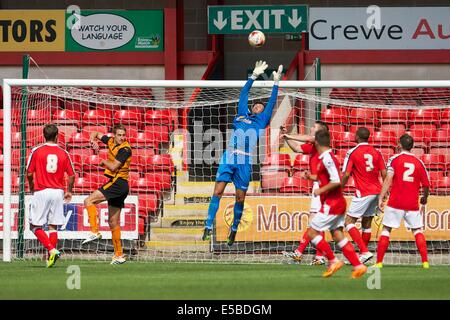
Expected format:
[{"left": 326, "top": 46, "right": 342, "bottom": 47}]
[{"left": 208, "top": 5, "right": 308, "bottom": 34}]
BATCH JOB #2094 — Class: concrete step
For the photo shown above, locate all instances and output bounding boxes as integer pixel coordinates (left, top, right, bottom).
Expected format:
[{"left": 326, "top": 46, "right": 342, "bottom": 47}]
[
  {"left": 152, "top": 215, "right": 206, "bottom": 228},
  {"left": 150, "top": 227, "right": 203, "bottom": 241}
]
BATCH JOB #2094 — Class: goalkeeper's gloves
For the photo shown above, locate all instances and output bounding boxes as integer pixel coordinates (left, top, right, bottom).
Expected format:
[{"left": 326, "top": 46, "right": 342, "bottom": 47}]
[
  {"left": 251, "top": 60, "right": 268, "bottom": 79},
  {"left": 273, "top": 64, "right": 283, "bottom": 85}
]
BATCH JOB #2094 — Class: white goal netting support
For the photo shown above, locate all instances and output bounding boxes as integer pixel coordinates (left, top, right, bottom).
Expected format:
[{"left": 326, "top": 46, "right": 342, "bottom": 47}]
[{"left": 2, "top": 79, "right": 450, "bottom": 265}]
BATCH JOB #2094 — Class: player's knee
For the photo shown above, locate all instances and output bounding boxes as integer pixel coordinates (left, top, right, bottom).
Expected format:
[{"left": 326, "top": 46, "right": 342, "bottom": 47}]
[
  {"left": 108, "top": 217, "right": 118, "bottom": 229},
  {"left": 213, "top": 190, "right": 224, "bottom": 198},
  {"left": 84, "top": 197, "right": 92, "bottom": 206}
]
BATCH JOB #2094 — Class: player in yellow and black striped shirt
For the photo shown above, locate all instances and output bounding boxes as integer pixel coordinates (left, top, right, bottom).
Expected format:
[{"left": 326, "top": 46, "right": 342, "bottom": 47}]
[{"left": 81, "top": 124, "right": 132, "bottom": 265}]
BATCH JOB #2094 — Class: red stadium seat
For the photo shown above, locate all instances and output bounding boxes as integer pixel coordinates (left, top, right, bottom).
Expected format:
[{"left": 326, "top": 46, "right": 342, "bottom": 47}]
[
  {"left": 145, "top": 172, "right": 172, "bottom": 190},
  {"left": 52, "top": 109, "right": 81, "bottom": 126},
  {"left": 435, "top": 177, "right": 450, "bottom": 195},
  {"left": 420, "top": 88, "right": 450, "bottom": 100},
  {"left": 429, "top": 148, "right": 450, "bottom": 170},
  {"left": 326, "top": 124, "right": 346, "bottom": 135},
  {"left": 332, "top": 131, "right": 356, "bottom": 149},
  {"left": 421, "top": 154, "right": 445, "bottom": 171},
  {"left": 349, "top": 108, "right": 380, "bottom": 126},
  {"left": 261, "top": 153, "right": 291, "bottom": 171},
  {"left": 329, "top": 88, "right": 358, "bottom": 100},
  {"left": 82, "top": 109, "right": 113, "bottom": 127},
  {"left": 430, "top": 129, "right": 450, "bottom": 148},
  {"left": 411, "top": 148, "right": 425, "bottom": 156},
  {"left": 428, "top": 171, "right": 444, "bottom": 190},
  {"left": 261, "top": 171, "right": 289, "bottom": 191},
  {"left": 82, "top": 125, "right": 110, "bottom": 136},
  {"left": 441, "top": 109, "right": 450, "bottom": 124},
  {"left": 320, "top": 107, "right": 349, "bottom": 124},
  {"left": 64, "top": 100, "right": 90, "bottom": 112},
  {"left": 144, "top": 109, "right": 173, "bottom": 129},
  {"left": 359, "top": 88, "right": 389, "bottom": 100},
  {"left": 379, "top": 109, "right": 410, "bottom": 124},
  {"left": 343, "top": 176, "right": 356, "bottom": 195},
  {"left": 293, "top": 154, "right": 309, "bottom": 171},
  {"left": 113, "top": 109, "right": 144, "bottom": 126},
  {"left": 127, "top": 130, "right": 159, "bottom": 149},
  {"left": 369, "top": 131, "right": 396, "bottom": 148},
  {"left": 409, "top": 109, "right": 440, "bottom": 123},
  {"left": 83, "top": 154, "right": 102, "bottom": 172},
  {"left": 132, "top": 148, "right": 155, "bottom": 170},
  {"left": 138, "top": 193, "right": 159, "bottom": 219},
  {"left": 409, "top": 124, "right": 437, "bottom": 131},
  {"left": 129, "top": 177, "right": 161, "bottom": 194},
  {"left": 335, "top": 149, "right": 349, "bottom": 163},
  {"left": 85, "top": 172, "right": 108, "bottom": 186},
  {"left": 279, "top": 176, "right": 312, "bottom": 194},
  {"left": 379, "top": 124, "right": 406, "bottom": 136},
  {"left": 11, "top": 149, "right": 31, "bottom": 169},
  {"left": 143, "top": 125, "right": 170, "bottom": 143},
  {"left": 27, "top": 109, "right": 52, "bottom": 125},
  {"left": 143, "top": 154, "right": 174, "bottom": 173},
  {"left": 68, "top": 131, "right": 91, "bottom": 148},
  {"left": 391, "top": 88, "right": 420, "bottom": 100}
]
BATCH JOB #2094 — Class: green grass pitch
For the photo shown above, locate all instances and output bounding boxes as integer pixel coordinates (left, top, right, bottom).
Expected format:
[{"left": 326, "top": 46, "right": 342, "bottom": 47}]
[{"left": 0, "top": 260, "right": 449, "bottom": 299}]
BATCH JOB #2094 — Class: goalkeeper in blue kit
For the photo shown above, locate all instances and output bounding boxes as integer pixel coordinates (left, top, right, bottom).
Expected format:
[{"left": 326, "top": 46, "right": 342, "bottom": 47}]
[{"left": 202, "top": 60, "right": 283, "bottom": 246}]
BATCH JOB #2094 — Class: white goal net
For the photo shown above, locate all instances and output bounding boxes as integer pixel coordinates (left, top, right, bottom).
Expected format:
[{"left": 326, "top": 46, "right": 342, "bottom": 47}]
[{"left": 2, "top": 79, "right": 449, "bottom": 265}]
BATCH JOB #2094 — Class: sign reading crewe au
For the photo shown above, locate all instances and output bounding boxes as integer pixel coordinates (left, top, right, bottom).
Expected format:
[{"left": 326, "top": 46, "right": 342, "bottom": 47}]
[
  {"left": 208, "top": 5, "right": 308, "bottom": 34},
  {"left": 309, "top": 7, "right": 450, "bottom": 50}
]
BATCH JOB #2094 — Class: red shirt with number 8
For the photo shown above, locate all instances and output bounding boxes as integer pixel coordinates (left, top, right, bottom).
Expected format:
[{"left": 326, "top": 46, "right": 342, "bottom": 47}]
[{"left": 27, "top": 143, "right": 75, "bottom": 192}]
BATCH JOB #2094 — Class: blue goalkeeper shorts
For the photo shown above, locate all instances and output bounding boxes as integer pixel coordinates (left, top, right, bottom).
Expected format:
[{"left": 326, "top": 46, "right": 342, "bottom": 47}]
[{"left": 216, "top": 154, "right": 252, "bottom": 191}]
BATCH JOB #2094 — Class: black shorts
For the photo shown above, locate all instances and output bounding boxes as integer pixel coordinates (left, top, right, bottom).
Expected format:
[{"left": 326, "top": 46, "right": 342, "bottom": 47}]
[{"left": 98, "top": 178, "right": 129, "bottom": 209}]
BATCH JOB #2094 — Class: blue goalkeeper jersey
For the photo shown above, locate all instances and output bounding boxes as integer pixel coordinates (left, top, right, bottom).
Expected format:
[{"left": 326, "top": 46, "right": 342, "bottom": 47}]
[{"left": 224, "top": 77, "right": 279, "bottom": 164}]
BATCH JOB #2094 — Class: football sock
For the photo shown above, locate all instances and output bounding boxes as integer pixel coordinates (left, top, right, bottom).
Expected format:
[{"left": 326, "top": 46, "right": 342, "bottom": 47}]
[
  {"left": 414, "top": 230, "right": 428, "bottom": 263},
  {"left": 338, "top": 238, "right": 362, "bottom": 267},
  {"left": 205, "top": 195, "right": 220, "bottom": 230},
  {"left": 111, "top": 226, "right": 123, "bottom": 257},
  {"left": 231, "top": 202, "right": 244, "bottom": 232},
  {"left": 315, "top": 232, "right": 325, "bottom": 257},
  {"left": 296, "top": 229, "right": 311, "bottom": 254},
  {"left": 49, "top": 230, "right": 58, "bottom": 249},
  {"left": 32, "top": 227, "right": 54, "bottom": 252},
  {"left": 346, "top": 224, "right": 369, "bottom": 253},
  {"left": 361, "top": 228, "right": 372, "bottom": 247},
  {"left": 376, "top": 231, "right": 390, "bottom": 264},
  {"left": 87, "top": 205, "right": 99, "bottom": 234},
  {"left": 311, "top": 235, "right": 335, "bottom": 261}
]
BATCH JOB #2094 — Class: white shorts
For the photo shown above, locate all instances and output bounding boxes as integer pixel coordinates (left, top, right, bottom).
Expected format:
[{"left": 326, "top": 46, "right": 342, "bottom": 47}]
[
  {"left": 382, "top": 206, "right": 423, "bottom": 229},
  {"left": 347, "top": 194, "right": 379, "bottom": 219},
  {"left": 310, "top": 212, "right": 345, "bottom": 232},
  {"left": 310, "top": 182, "right": 321, "bottom": 214},
  {"left": 29, "top": 189, "right": 65, "bottom": 226}
]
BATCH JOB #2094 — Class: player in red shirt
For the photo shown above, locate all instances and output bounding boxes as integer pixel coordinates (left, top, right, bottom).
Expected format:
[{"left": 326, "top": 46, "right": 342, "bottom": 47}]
[
  {"left": 376, "top": 134, "right": 430, "bottom": 268},
  {"left": 307, "top": 130, "right": 367, "bottom": 278},
  {"left": 27, "top": 124, "right": 75, "bottom": 268},
  {"left": 341, "top": 127, "right": 387, "bottom": 264},
  {"left": 281, "top": 121, "right": 328, "bottom": 265}
]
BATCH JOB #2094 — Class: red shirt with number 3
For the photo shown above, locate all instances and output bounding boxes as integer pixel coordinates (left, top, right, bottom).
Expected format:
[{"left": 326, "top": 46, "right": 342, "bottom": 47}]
[
  {"left": 27, "top": 143, "right": 75, "bottom": 191},
  {"left": 386, "top": 152, "right": 430, "bottom": 211}
]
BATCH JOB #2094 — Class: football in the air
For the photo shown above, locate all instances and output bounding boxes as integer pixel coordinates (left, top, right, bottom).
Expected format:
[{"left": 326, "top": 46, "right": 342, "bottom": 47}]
[{"left": 248, "top": 30, "right": 265, "bottom": 48}]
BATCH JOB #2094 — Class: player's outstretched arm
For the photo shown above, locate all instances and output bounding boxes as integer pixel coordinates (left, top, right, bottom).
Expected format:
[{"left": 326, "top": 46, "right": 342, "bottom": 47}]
[
  {"left": 89, "top": 131, "right": 104, "bottom": 151},
  {"left": 237, "top": 60, "right": 268, "bottom": 116},
  {"left": 260, "top": 65, "right": 282, "bottom": 124}
]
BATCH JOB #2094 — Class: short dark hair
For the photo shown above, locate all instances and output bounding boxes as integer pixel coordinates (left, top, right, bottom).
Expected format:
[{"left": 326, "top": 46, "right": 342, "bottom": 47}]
[
  {"left": 400, "top": 134, "right": 414, "bottom": 151},
  {"left": 315, "top": 120, "right": 329, "bottom": 132},
  {"left": 315, "top": 129, "right": 331, "bottom": 147},
  {"left": 43, "top": 124, "right": 58, "bottom": 142},
  {"left": 356, "top": 127, "right": 370, "bottom": 141},
  {"left": 113, "top": 124, "right": 126, "bottom": 134}
]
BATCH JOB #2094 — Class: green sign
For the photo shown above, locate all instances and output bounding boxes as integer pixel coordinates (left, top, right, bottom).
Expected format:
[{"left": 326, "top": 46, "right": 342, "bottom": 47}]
[
  {"left": 208, "top": 5, "right": 308, "bottom": 34},
  {"left": 65, "top": 10, "right": 163, "bottom": 51}
]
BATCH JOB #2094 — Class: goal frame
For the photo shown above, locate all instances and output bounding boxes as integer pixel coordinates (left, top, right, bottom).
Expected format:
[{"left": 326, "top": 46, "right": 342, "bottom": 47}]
[{"left": 2, "top": 78, "right": 450, "bottom": 262}]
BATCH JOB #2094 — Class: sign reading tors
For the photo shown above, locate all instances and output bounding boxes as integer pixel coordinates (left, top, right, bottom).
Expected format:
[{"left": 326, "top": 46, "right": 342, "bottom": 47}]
[{"left": 309, "top": 7, "right": 450, "bottom": 50}]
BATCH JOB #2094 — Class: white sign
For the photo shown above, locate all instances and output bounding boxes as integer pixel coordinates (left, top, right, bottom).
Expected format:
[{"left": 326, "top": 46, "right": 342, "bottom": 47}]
[
  {"left": 71, "top": 13, "right": 135, "bottom": 50},
  {"left": 309, "top": 7, "right": 450, "bottom": 50}
]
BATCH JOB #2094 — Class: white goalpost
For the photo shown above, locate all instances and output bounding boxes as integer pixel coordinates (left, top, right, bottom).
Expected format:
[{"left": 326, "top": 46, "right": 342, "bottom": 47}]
[{"left": 2, "top": 78, "right": 450, "bottom": 265}]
